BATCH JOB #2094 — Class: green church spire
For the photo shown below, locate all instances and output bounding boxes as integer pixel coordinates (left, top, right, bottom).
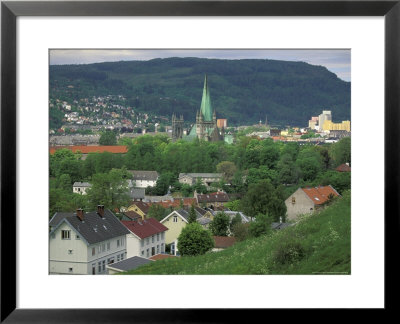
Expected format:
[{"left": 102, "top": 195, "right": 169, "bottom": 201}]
[{"left": 200, "top": 74, "right": 213, "bottom": 121}]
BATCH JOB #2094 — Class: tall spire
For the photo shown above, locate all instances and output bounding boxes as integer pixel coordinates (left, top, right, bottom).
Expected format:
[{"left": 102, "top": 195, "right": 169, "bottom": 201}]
[{"left": 200, "top": 74, "right": 213, "bottom": 121}]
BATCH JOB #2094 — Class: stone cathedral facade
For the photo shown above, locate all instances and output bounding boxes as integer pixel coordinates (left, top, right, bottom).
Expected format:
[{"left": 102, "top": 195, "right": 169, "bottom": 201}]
[{"left": 172, "top": 75, "right": 224, "bottom": 142}]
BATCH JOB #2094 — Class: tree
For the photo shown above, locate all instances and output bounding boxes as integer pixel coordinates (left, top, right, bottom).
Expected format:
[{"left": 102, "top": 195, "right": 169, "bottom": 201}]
[
  {"left": 330, "top": 137, "right": 351, "bottom": 167},
  {"left": 86, "top": 168, "right": 130, "bottom": 210},
  {"left": 240, "top": 179, "right": 287, "bottom": 222},
  {"left": 230, "top": 213, "right": 242, "bottom": 232},
  {"left": 147, "top": 204, "right": 168, "bottom": 221},
  {"left": 209, "top": 212, "right": 230, "bottom": 236},
  {"left": 216, "top": 161, "right": 237, "bottom": 183},
  {"left": 99, "top": 130, "right": 117, "bottom": 145},
  {"left": 188, "top": 204, "right": 197, "bottom": 223},
  {"left": 232, "top": 223, "right": 250, "bottom": 242},
  {"left": 177, "top": 223, "right": 214, "bottom": 256},
  {"left": 249, "top": 213, "right": 273, "bottom": 238}
]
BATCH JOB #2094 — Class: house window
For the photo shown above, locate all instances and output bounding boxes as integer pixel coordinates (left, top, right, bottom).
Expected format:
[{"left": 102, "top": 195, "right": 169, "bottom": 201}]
[
  {"left": 92, "top": 264, "right": 96, "bottom": 275},
  {"left": 121, "top": 237, "right": 125, "bottom": 246},
  {"left": 102, "top": 260, "right": 105, "bottom": 271},
  {"left": 120, "top": 253, "right": 124, "bottom": 260},
  {"left": 146, "top": 248, "right": 149, "bottom": 257},
  {"left": 141, "top": 250, "right": 144, "bottom": 256},
  {"left": 98, "top": 245, "right": 101, "bottom": 253},
  {"left": 173, "top": 215, "right": 178, "bottom": 223},
  {"left": 117, "top": 239, "right": 121, "bottom": 247},
  {"left": 117, "top": 255, "right": 120, "bottom": 262},
  {"left": 92, "top": 248, "right": 95, "bottom": 256},
  {"left": 76, "top": 235, "right": 80, "bottom": 240},
  {"left": 102, "top": 244, "right": 105, "bottom": 252},
  {"left": 146, "top": 238, "right": 149, "bottom": 245},
  {"left": 292, "top": 197, "right": 296, "bottom": 204},
  {"left": 157, "top": 233, "right": 159, "bottom": 241},
  {"left": 69, "top": 268, "right": 73, "bottom": 273},
  {"left": 141, "top": 240, "right": 144, "bottom": 247},
  {"left": 157, "top": 245, "right": 159, "bottom": 254},
  {"left": 98, "top": 262, "right": 101, "bottom": 273},
  {"left": 61, "top": 230, "right": 70, "bottom": 240},
  {"left": 152, "top": 235, "right": 154, "bottom": 243},
  {"left": 161, "top": 243, "right": 164, "bottom": 253},
  {"left": 161, "top": 232, "right": 164, "bottom": 240},
  {"left": 68, "top": 250, "right": 73, "bottom": 254},
  {"left": 107, "top": 257, "right": 115, "bottom": 264},
  {"left": 107, "top": 242, "right": 110, "bottom": 251},
  {"left": 151, "top": 247, "right": 155, "bottom": 256}
]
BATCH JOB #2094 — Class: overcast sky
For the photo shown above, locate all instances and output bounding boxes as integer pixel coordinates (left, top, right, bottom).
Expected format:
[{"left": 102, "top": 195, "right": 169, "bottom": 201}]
[{"left": 50, "top": 49, "right": 351, "bottom": 82}]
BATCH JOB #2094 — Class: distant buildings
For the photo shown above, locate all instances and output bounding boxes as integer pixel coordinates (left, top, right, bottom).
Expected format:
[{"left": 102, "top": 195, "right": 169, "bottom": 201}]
[
  {"left": 322, "top": 120, "right": 351, "bottom": 132},
  {"left": 127, "top": 170, "right": 159, "bottom": 188},
  {"left": 318, "top": 110, "right": 332, "bottom": 130},
  {"left": 178, "top": 173, "right": 223, "bottom": 187},
  {"left": 73, "top": 182, "right": 92, "bottom": 195}
]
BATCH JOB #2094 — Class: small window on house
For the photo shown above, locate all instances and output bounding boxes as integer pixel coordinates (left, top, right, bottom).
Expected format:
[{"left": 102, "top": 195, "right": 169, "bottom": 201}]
[
  {"left": 173, "top": 215, "right": 178, "bottom": 223},
  {"left": 69, "top": 268, "right": 73, "bottom": 273},
  {"left": 102, "top": 260, "right": 105, "bottom": 271},
  {"left": 152, "top": 235, "right": 154, "bottom": 243},
  {"left": 68, "top": 250, "right": 73, "bottom": 254},
  {"left": 146, "top": 248, "right": 149, "bottom": 257},
  {"left": 107, "top": 242, "right": 110, "bottom": 250},
  {"left": 117, "top": 239, "right": 120, "bottom": 247},
  {"left": 92, "top": 248, "right": 95, "bottom": 256},
  {"left": 157, "top": 245, "right": 159, "bottom": 254},
  {"left": 292, "top": 197, "right": 296, "bottom": 204},
  {"left": 98, "top": 262, "right": 101, "bottom": 273},
  {"left": 61, "top": 230, "right": 70, "bottom": 240},
  {"left": 141, "top": 240, "right": 144, "bottom": 247},
  {"left": 161, "top": 232, "right": 165, "bottom": 240},
  {"left": 121, "top": 237, "right": 124, "bottom": 246},
  {"left": 117, "top": 255, "right": 120, "bottom": 262},
  {"left": 76, "top": 235, "right": 80, "bottom": 240},
  {"left": 141, "top": 250, "right": 144, "bottom": 256},
  {"left": 102, "top": 244, "right": 105, "bottom": 252},
  {"left": 120, "top": 253, "right": 124, "bottom": 260},
  {"left": 98, "top": 245, "right": 101, "bottom": 253},
  {"left": 157, "top": 233, "right": 159, "bottom": 241}
]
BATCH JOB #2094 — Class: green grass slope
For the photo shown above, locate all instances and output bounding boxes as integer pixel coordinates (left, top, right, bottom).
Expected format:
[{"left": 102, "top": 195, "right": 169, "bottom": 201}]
[{"left": 122, "top": 191, "right": 350, "bottom": 275}]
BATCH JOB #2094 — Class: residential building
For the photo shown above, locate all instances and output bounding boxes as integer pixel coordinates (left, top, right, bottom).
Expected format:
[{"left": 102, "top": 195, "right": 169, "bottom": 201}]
[
  {"left": 122, "top": 218, "right": 168, "bottom": 259},
  {"left": 49, "top": 206, "right": 130, "bottom": 275},
  {"left": 126, "top": 201, "right": 151, "bottom": 218},
  {"left": 196, "top": 191, "right": 230, "bottom": 209},
  {"left": 127, "top": 170, "right": 159, "bottom": 188},
  {"left": 318, "top": 110, "right": 332, "bottom": 129},
  {"left": 178, "top": 173, "right": 223, "bottom": 187},
  {"left": 285, "top": 185, "right": 340, "bottom": 221},
  {"left": 129, "top": 188, "right": 145, "bottom": 201},
  {"left": 160, "top": 209, "right": 190, "bottom": 245},
  {"left": 72, "top": 182, "right": 92, "bottom": 195}
]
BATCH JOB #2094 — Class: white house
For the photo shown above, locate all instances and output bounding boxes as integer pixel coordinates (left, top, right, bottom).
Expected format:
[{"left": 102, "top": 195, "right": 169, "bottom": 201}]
[
  {"left": 128, "top": 170, "right": 159, "bottom": 188},
  {"left": 121, "top": 218, "right": 168, "bottom": 259},
  {"left": 178, "top": 173, "right": 223, "bottom": 187},
  {"left": 49, "top": 206, "right": 130, "bottom": 275},
  {"left": 73, "top": 182, "right": 92, "bottom": 195}
]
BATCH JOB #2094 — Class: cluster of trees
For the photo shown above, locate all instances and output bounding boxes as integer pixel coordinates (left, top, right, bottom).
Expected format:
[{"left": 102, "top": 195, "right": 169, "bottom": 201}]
[
  {"left": 49, "top": 134, "right": 350, "bottom": 221},
  {"left": 50, "top": 57, "right": 350, "bottom": 126}
]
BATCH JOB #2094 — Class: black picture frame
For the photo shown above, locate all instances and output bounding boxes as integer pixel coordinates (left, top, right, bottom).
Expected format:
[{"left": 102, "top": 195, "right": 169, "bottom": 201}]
[{"left": 1, "top": 0, "right": 398, "bottom": 322}]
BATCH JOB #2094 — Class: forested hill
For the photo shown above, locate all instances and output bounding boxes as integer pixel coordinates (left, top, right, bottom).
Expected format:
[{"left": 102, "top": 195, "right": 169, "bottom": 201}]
[{"left": 50, "top": 57, "right": 350, "bottom": 126}]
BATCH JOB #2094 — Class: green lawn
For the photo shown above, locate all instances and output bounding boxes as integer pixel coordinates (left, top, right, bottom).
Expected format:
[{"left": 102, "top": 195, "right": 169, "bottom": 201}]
[{"left": 122, "top": 191, "right": 351, "bottom": 275}]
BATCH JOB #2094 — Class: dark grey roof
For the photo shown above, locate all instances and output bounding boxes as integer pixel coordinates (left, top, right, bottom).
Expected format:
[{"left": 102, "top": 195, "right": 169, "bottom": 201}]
[
  {"left": 128, "top": 170, "right": 159, "bottom": 181},
  {"left": 49, "top": 212, "right": 71, "bottom": 228},
  {"left": 73, "top": 182, "right": 91, "bottom": 187},
  {"left": 107, "top": 256, "right": 152, "bottom": 272},
  {"left": 176, "top": 209, "right": 189, "bottom": 220},
  {"left": 179, "top": 173, "right": 223, "bottom": 179},
  {"left": 50, "top": 209, "right": 130, "bottom": 245},
  {"left": 271, "top": 223, "right": 292, "bottom": 230},
  {"left": 197, "top": 217, "right": 212, "bottom": 226}
]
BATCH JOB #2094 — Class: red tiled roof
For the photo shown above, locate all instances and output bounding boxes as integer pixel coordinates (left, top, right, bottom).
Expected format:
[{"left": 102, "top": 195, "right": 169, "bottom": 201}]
[
  {"left": 149, "top": 254, "right": 177, "bottom": 261},
  {"left": 121, "top": 218, "right": 168, "bottom": 239},
  {"left": 213, "top": 236, "right": 236, "bottom": 249},
  {"left": 335, "top": 163, "right": 351, "bottom": 172},
  {"left": 130, "top": 201, "right": 151, "bottom": 214},
  {"left": 149, "top": 198, "right": 197, "bottom": 209},
  {"left": 197, "top": 192, "right": 229, "bottom": 203},
  {"left": 301, "top": 185, "right": 340, "bottom": 205},
  {"left": 49, "top": 145, "right": 128, "bottom": 154}
]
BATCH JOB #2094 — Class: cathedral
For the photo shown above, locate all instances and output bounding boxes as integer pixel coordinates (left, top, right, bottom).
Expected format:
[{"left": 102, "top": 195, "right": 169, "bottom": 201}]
[{"left": 172, "top": 75, "right": 224, "bottom": 142}]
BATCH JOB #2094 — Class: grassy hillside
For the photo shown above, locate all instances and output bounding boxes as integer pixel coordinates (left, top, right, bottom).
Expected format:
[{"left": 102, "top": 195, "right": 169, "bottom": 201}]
[
  {"left": 122, "top": 191, "right": 351, "bottom": 275},
  {"left": 50, "top": 57, "right": 350, "bottom": 126}
]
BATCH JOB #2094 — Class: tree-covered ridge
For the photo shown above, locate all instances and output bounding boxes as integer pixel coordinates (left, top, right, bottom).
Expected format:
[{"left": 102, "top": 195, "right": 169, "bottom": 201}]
[{"left": 50, "top": 57, "right": 350, "bottom": 126}]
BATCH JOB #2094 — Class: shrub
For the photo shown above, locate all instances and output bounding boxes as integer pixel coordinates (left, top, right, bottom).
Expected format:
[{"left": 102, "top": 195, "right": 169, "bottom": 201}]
[
  {"left": 177, "top": 223, "right": 214, "bottom": 256},
  {"left": 273, "top": 238, "right": 306, "bottom": 265}
]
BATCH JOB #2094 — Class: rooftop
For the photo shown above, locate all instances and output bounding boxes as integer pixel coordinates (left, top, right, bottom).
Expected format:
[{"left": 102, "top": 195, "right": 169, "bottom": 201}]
[
  {"left": 50, "top": 145, "right": 128, "bottom": 154},
  {"left": 122, "top": 218, "right": 168, "bottom": 239}
]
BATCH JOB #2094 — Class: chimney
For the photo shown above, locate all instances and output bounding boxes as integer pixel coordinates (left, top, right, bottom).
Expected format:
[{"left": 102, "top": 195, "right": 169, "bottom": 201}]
[
  {"left": 97, "top": 205, "right": 105, "bottom": 218},
  {"left": 77, "top": 208, "right": 84, "bottom": 221}
]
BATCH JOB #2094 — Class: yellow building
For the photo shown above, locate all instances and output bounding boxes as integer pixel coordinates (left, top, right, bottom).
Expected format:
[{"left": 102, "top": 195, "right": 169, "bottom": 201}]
[
  {"left": 160, "top": 210, "right": 189, "bottom": 244},
  {"left": 322, "top": 120, "right": 351, "bottom": 132}
]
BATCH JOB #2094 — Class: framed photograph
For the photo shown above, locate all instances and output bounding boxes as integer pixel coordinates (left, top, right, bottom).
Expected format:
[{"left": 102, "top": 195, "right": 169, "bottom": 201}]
[{"left": 1, "top": 0, "right": 397, "bottom": 321}]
